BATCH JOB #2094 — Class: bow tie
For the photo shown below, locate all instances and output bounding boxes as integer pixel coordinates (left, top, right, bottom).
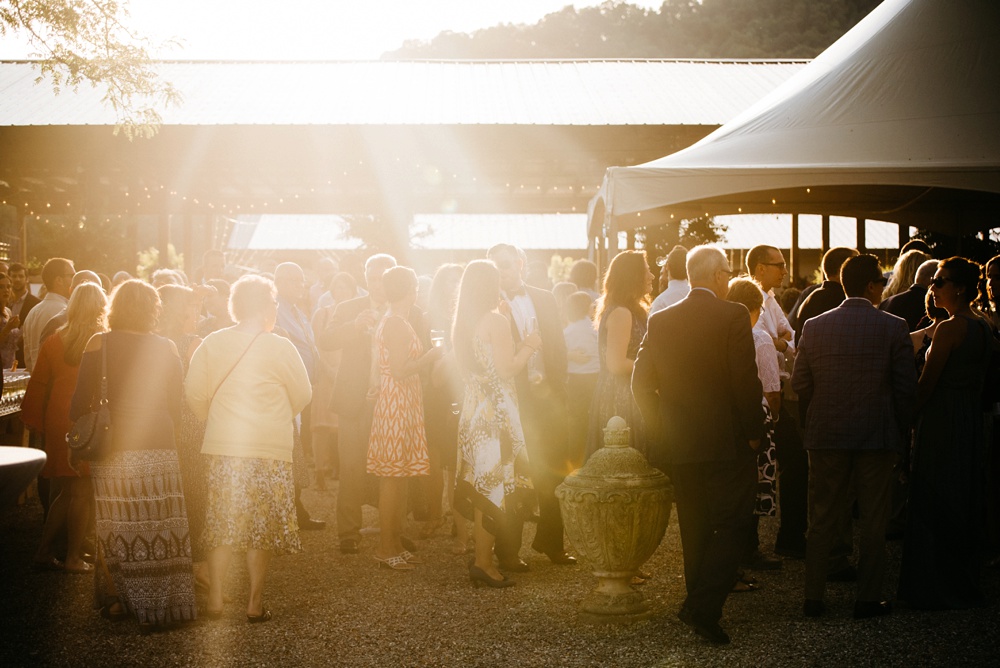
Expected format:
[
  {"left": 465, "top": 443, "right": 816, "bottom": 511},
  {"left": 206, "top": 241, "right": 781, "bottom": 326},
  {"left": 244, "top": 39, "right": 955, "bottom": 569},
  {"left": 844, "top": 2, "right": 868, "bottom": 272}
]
[{"left": 505, "top": 286, "right": 527, "bottom": 299}]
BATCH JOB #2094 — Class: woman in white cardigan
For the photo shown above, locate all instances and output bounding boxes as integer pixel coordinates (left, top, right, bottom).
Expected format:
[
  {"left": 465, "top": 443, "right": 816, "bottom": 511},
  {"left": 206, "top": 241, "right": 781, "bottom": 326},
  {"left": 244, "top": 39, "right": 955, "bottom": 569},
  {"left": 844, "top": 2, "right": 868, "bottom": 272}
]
[{"left": 185, "top": 274, "right": 312, "bottom": 623}]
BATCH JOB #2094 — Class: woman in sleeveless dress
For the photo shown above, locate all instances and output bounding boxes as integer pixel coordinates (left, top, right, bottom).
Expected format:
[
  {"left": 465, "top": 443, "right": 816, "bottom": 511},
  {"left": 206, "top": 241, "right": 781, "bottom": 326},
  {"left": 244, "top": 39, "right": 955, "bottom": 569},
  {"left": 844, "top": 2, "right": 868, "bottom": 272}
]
[
  {"left": 900, "top": 257, "right": 997, "bottom": 609},
  {"left": 452, "top": 260, "right": 540, "bottom": 588},
  {"left": 586, "top": 250, "right": 653, "bottom": 459},
  {"left": 367, "top": 267, "right": 441, "bottom": 571}
]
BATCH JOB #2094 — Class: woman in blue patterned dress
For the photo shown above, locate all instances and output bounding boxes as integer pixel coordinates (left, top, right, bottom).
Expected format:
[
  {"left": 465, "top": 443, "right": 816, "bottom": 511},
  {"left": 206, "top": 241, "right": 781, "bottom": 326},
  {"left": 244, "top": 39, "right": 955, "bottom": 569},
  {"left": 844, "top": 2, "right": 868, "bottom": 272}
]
[{"left": 586, "top": 250, "right": 654, "bottom": 459}]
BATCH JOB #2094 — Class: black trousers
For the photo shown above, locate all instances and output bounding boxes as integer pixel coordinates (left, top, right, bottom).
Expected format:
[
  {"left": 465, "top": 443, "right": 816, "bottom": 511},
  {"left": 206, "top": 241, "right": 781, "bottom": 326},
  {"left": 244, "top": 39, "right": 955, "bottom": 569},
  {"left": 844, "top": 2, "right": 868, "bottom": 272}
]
[
  {"left": 774, "top": 400, "right": 808, "bottom": 550},
  {"left": 496, "top": 382, "right": 568, "bottom": 560},
  {"left": 670, "top": 456, "right": 757, "bottom": 624}
]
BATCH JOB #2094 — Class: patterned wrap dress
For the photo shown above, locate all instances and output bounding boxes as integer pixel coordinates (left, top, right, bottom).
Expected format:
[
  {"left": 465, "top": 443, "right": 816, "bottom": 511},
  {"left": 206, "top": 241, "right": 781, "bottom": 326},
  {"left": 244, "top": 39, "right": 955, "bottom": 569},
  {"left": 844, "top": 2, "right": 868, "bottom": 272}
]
[
  {"left": 454, "top": 336, "right": 532, "bottom": 537},
  {"left": 367, "top": 315, "right": 431, "bottom": 477}
]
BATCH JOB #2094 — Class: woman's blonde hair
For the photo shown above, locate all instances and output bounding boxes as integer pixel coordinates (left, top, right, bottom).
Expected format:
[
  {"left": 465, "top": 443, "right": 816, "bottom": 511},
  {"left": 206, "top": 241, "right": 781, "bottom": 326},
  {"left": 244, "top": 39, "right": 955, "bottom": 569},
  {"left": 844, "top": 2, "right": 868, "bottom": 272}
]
[
  {"left": 108, "top": 279, "right": 160, "bottom": 333},
  {"left": 59, "top": 282, "right": 108, "bottom": 365},
  {"left": 883, "top": 250, "right": 931, "bottom": 299}
]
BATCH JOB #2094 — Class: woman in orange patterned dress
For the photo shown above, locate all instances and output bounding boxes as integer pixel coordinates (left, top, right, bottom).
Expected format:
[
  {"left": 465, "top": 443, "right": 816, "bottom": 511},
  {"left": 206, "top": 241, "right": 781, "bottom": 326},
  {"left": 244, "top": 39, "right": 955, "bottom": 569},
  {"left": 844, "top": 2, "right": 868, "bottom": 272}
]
[{"left": 368, "top": 266, "right": 442, "bottom": 570}]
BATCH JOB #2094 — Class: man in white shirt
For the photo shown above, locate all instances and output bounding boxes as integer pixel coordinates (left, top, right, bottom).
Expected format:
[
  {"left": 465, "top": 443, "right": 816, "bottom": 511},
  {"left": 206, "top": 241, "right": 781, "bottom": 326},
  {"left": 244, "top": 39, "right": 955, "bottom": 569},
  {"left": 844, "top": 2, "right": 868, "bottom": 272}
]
[
  {"left": 649, "top": 245, "right": 690, "bottom": 315},
  {"left": 22, "top": 258, "right": 74, "bottom": 372},
  {"left": 747, "top": 244, "right": 807, "bottom": 560}
]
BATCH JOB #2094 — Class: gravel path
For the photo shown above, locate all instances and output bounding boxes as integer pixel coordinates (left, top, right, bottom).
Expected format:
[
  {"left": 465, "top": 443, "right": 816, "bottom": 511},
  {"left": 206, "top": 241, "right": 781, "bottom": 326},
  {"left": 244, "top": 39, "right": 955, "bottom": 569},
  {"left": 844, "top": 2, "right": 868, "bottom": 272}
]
[{"left": 2, "top": 483, "right": 997, "bottom": 667}]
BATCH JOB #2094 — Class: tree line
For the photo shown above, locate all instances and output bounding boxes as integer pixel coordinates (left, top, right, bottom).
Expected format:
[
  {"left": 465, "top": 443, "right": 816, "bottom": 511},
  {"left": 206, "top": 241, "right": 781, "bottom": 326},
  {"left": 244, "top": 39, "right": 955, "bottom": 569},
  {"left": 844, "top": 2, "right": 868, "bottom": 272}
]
[{"left": 385, "top": 0, "right": 883, "bottom": 60}]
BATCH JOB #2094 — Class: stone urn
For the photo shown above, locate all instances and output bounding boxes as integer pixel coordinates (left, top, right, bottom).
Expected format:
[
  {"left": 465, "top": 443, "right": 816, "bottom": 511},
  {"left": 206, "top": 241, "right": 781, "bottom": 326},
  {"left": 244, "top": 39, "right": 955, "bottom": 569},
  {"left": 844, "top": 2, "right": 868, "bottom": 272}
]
[{"left": 555, "top": 416, "right": 673, "bottom": 623}]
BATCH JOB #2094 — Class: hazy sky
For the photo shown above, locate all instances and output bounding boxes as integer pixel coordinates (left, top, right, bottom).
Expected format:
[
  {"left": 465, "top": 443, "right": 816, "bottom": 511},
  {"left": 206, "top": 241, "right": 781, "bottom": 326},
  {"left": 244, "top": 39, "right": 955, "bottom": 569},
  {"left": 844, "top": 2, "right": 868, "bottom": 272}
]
[{"left": 0, "top": 0, "right": 664, "bottom": 60}]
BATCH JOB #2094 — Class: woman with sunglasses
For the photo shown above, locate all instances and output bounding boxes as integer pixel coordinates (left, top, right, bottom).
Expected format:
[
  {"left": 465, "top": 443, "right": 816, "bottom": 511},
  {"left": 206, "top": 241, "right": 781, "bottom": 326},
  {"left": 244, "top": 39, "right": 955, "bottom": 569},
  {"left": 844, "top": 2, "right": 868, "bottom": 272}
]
[{"left": 899, "top": 257, "right": 997, "bottom": 610}]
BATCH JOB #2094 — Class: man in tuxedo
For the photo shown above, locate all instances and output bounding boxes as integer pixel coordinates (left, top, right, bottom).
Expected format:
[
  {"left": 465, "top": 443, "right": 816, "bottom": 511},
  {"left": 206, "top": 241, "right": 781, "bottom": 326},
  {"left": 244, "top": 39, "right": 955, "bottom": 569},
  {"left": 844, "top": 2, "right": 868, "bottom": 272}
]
[
  {"left": 633, "top": 245, "right": 764, "bottom": 645},
  {"left": 486, "top": 243, "right": 575, "bottom": 570},
  {"left": 792, "top": 254, "right": 916, "bottom": 619},
  {"left": 318, "top": 254, "right": 397, "bottom": 554}
]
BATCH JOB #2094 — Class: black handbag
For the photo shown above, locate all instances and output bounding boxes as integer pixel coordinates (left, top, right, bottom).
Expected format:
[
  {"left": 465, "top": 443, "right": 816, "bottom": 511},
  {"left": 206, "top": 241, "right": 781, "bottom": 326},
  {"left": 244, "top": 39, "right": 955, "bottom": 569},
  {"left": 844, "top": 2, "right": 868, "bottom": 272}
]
[{"left": 67, "top": 334, "right": 112, "bottom": 461}]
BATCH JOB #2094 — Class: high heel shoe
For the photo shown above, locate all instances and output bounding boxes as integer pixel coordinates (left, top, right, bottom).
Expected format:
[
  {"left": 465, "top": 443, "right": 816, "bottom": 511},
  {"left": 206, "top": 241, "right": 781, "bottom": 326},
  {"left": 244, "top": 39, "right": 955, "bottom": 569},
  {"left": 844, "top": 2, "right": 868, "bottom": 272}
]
[{"left": 469, "top": 564, "right": 515, "bottom": 589}]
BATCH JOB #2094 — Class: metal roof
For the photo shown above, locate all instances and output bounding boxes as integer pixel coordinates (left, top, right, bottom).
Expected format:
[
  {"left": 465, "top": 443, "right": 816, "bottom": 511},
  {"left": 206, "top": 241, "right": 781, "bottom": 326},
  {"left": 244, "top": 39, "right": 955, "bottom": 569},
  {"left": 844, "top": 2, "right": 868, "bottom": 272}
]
[
  {"left": 226, "top": 215, "right": 363, "bottom": 251},
  {"left": 0, "top": 59, "right": 806, "bottom": 127}
]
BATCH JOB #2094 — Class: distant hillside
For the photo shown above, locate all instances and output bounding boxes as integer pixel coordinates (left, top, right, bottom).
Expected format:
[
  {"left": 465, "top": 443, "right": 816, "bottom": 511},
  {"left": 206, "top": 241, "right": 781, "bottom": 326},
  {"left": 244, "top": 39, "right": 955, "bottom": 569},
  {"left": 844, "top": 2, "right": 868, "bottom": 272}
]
[{"left": 384, "top": 0, "right": 883, "bottom": 60}]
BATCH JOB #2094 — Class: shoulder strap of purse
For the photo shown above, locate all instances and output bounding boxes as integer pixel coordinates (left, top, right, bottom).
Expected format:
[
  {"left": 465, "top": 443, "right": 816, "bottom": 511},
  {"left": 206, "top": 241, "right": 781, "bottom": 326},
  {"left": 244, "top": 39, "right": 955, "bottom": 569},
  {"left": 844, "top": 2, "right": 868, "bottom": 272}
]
[{"left": 209, "top": 332, "right": 263, "bottom": 405}]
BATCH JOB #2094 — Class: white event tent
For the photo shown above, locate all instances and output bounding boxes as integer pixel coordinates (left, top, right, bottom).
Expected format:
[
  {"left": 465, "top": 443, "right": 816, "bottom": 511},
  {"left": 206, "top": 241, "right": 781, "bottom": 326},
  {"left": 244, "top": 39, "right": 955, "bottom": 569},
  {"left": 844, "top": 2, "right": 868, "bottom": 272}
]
[{"left": 590, "top": 0, "right": 1000, "bottom": 244}]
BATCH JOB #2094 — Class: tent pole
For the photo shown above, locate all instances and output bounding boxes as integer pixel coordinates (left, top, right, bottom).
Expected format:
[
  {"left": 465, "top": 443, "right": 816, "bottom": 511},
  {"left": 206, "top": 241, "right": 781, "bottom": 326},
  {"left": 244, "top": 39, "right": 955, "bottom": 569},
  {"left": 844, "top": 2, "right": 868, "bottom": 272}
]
[
  {"left": 897, "top": 222, "right": 909, "bottom": 249},
  {"left": 821, "top": 215, "right": 830, "bottom": 253},
  {"left": 790, "top": 213, "right": 800, "bottom": 282},
  {"left": 856, "top": 218, "right": 867, "bottom": 254}
]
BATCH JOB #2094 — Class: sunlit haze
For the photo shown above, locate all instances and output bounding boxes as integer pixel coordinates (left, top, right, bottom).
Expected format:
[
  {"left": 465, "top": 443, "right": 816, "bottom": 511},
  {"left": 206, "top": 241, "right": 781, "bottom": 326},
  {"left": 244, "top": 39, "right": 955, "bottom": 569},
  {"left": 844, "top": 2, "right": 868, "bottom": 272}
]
[{"left": 0, "top": 0, "right": 663, "bottom": 60}]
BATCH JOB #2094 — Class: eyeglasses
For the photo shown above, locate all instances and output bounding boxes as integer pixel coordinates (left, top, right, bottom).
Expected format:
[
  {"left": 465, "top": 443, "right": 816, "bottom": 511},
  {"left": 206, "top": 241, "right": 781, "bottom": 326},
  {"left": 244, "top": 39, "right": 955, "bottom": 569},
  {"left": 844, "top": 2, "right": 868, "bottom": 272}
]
[
  {"left": 761, "top": 262, "right": 786, "bottom": 270},
  {"left": 931, "top": 276, "right": 955, "bottom": 289}
]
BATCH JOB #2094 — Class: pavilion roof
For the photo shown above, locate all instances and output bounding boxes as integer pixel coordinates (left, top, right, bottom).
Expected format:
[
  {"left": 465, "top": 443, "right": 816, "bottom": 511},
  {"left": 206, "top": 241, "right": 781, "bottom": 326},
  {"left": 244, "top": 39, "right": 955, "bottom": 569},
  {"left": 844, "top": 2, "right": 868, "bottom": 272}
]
[{"left": 0, "top": 59, "right": 806, "bottom": 127}]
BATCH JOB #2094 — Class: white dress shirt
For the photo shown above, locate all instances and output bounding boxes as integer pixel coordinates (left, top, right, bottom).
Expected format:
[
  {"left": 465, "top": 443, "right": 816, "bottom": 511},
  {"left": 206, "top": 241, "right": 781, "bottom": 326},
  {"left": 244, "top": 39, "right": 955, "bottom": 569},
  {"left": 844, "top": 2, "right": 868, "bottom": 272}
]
[
  {"left": 649, "top": 279, "right": 691, "bottom": 316},
  {"left": 563, "top": 317, "right": 599, "bottom": 375},
  {"left": 22, "top": 292, "right": 68, "bottom": 372}
]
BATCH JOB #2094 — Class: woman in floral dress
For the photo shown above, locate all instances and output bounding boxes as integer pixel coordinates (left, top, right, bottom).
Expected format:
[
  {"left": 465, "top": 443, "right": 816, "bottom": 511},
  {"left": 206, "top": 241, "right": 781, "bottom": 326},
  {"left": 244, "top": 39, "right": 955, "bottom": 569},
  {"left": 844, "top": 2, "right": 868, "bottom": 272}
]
[
  {"left": 185, "top": 275, "right": 312, "bottom": 622},
  {"left": 452, "top": 260, "right": 541, "bottom": 588}
]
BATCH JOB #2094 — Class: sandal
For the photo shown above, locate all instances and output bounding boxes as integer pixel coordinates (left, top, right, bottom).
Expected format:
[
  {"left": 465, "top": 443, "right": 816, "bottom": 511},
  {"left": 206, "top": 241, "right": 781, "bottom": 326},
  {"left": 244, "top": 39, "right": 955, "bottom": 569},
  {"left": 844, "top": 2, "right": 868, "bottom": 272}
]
[
  {"left": 731, "top": 579, "right": 759, "bottom": 593},
  {"left": 247, "top": 609, "right": 272, "bottom": 624},
  {"left": 375, "top": 554, "right": 414, "bottom": 571},
  {"left": 65, "top": 562, "right": 95, "bottom": 575},
  {"left": 399, "top": 550, "right": 424, "bottom": 565}
]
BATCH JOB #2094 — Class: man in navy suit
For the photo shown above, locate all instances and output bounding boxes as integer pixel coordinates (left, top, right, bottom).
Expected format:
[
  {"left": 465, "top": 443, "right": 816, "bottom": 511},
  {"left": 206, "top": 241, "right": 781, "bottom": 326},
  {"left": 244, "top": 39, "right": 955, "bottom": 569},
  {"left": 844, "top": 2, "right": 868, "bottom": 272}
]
[
  {"left": 792, "top": 254, "right": 917, "bottom": 619},
  {"left": 633, "top": 245, "right": 764, "bottom": 645}
]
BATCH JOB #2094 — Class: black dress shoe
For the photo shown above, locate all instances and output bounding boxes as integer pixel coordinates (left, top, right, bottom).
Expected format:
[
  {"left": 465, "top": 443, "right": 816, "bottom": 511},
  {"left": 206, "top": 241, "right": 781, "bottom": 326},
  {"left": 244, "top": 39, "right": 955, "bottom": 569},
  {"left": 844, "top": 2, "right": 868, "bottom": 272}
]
[
  {"left": 853, "top": 600, "right": 892, "bottom": 619},
  {"left": 339, "top": 539, "right": 359, "bottom": 554},
  {"left": 299, "top": 517, "right": 326, "bottom": 531},
  {"left": 827, "top": 565, "right": 858, "bottom": 582},
  {"left": 678, "top": 609, "right": 730, "bottom": 645},
  {"left": 498, "top": 558, "right": 530, "bottom": 573},
  {"left": 545, "top": 551, "right": 577, "bottom": 565},
  {"left": 803, "top": 599, "right": 826, "bottom": 617}
]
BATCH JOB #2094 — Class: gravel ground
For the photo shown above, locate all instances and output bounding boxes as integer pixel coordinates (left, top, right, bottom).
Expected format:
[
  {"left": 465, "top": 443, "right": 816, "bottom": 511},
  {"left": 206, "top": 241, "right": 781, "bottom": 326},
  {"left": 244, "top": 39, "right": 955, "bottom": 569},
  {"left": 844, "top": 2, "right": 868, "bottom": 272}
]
[{"left": 2, "top": 483, "right": 998, "bottom": 668}]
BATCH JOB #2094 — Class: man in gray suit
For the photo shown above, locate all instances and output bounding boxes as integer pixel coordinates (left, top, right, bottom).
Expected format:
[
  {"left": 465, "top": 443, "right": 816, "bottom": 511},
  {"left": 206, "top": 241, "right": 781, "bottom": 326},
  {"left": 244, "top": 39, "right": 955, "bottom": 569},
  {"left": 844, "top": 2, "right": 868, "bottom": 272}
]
[
  {"left": 792, "top": 254, "right": 917, "bottom": 619},
  {"left": 633, "top": 245, "right": 764, "bottom": 645}
]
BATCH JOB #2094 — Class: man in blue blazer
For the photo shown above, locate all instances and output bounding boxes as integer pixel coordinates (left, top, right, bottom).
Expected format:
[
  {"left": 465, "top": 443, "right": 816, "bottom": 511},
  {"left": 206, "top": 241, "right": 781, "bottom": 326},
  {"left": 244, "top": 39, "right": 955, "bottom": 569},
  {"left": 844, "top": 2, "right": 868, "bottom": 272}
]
[
  {"left": 792, "top": 254, "right": 917, "bottom": 620},
  {"left": 633, "top": 245, "right": 764, "bottom": 645}
]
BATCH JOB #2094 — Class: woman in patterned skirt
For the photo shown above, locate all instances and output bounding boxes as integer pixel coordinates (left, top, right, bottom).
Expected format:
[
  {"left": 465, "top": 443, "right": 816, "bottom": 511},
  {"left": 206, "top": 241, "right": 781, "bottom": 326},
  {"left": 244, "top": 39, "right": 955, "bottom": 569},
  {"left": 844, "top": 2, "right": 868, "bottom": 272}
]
[
  {"left": 70, "top": 280, "right": 195, "bottom": 629},
  {"left": 726, "top": 278, "right": 780, "bottom": 590},
  {"left": 452, "top": 260, "right": 540, "bottom": 588},
  {"left": 367, "top": 266, "right": 441, "bottom": 571},
  {"left": 186, "top": 275, "right": 312, "bottom": 622}
]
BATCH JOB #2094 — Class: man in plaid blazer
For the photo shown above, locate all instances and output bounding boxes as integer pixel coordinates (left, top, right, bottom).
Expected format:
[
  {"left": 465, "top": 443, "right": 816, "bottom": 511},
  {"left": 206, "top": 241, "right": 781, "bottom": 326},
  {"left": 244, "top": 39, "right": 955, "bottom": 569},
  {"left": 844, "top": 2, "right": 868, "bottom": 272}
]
[{"left": 791, "top": 254, "right": 917, "bottom": 620}]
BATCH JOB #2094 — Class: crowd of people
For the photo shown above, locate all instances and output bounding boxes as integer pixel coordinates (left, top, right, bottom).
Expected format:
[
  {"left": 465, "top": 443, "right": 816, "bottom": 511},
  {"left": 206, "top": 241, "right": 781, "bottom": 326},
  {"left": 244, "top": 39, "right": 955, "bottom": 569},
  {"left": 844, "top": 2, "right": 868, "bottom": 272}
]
[{"left": 6, "top": 239, "right": 999, "bottom": 644}]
